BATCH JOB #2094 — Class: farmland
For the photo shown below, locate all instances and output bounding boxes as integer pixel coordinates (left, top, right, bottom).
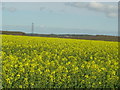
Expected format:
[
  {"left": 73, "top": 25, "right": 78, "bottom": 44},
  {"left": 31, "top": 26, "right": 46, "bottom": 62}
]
[{"left": 1, "top": 35, "right": 120, "bottom": 88}]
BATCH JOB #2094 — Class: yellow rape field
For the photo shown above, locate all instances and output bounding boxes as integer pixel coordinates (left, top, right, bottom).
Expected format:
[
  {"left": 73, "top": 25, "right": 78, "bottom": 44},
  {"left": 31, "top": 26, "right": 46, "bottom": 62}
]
[{"left": 1, "top": 35, "right": 120, "bottom": 88}]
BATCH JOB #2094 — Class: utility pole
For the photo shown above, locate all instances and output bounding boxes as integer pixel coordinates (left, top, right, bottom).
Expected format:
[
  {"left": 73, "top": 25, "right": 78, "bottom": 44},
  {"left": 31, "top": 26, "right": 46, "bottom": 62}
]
[{"left": 32, "top": 22, "right": 34, "bottom": 35}]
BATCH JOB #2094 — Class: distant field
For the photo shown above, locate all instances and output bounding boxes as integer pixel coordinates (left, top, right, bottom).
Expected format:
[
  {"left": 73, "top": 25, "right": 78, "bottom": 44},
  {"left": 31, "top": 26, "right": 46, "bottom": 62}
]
[
  {"left": 1, "top": 31, "right": 119, "bottom": 42},
  {"left": 1, "top": 35, "right": 119, "bottom": 88}
]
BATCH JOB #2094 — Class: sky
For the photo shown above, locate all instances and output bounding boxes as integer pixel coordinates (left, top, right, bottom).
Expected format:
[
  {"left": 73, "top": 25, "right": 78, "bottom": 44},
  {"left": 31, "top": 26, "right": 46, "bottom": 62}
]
[{"left": 1, "top": 2, "right": 118, "bottom": 36}]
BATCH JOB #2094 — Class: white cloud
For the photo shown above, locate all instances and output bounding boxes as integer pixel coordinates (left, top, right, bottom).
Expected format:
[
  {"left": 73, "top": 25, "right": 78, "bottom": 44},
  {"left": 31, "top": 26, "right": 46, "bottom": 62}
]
[
  {"left": 88, "top": 2, "right": 105, "bottom": 11},
  {"left": 66, "top": 2, "right": 118, "bottom": 18},
  {"left": 107, "top": 13, "right": 117, "bottom": 18},
  {"left": 2, "top": 3, "right": 17, "bottom": 12},
  {"left": 7, "top": 7, "right": 16, "bottom": 12},
  {"left": 2, "top": 6, "right": 17, "bottom": 12}
]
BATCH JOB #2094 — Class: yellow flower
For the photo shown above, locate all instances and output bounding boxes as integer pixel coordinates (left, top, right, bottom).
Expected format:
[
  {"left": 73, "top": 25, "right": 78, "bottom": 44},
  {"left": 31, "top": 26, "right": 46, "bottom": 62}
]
[
  {"left": 66, "top": 69, "right": 68, "bottom": 72},
  {"left": 17, "top": 74, "right": 20, "bottom": 77},
  {"left": 92, "top": 83, "right": 95, "bottom": 85},
  {"left": 85, "top": 75, "right": 89, "bottom": 78},
  {"left": 81, "top": 65, "right": 84, "bottom": 68},
  {"left": 82, "top": 80, "right": 84, "bottom": 82},
  {"left": 75, "top": 67, "right": 79, "bottom": 70},
  {"left": 25, "top": 63, "right": 29, "bottom": 66},
  {"left": 68, "top": 76, "right": 70, "bottom": 79},
  {"left": 72, "top": 65, "right": 75, "bottom": 67},
  {"left": 45, "top": 69, "right": 50, "bottom": 72},
  {"left": 51, "top": 71, "right": 55, "bottom": 74},
  {"left": 98, "top": 69, "right": 101, "bottom": 72},
  {"left": 66, "top": 62, "right": 71, "bottom": 65},
  {"left": 31, "top": 83, "right": 34, "bottom": 86},
  {"left": 101, "top": 67, "right": 106, "bottom": 71},
  {"left": 99, "top": 82, "right": 102, "bottom": 84},
  {"left": 86, "top": 65, "right": 90, "bottom": 69},
  {"left": 90, "top": 56, "right": 93, "bottom": 60},
  {"left": 19, "top": 85, "right": 22, "bottom": 88},
  {"left": 24, "top": 78, "right": 28, "bottom": 81},
  {"left": 40, "top": 71, "right": 43, "bottom": 74},
  {"left": 111, "top": 71, "right": 116, "bottom": 75},
  {"left": 6, "top": 78, "right": 10, "bottom": 82}
]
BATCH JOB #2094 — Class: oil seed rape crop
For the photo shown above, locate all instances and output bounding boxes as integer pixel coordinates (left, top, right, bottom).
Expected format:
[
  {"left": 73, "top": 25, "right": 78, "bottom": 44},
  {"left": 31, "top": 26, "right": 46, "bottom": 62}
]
[{"left": 1, "top": 35, "right": 120, "bottom": 88}]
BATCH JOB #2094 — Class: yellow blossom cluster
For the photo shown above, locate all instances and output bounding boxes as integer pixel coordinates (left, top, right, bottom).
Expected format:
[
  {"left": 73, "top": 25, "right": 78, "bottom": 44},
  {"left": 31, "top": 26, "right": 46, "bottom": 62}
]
[{"left": 1, "top": 35, "right": 119, "bottom": 88}]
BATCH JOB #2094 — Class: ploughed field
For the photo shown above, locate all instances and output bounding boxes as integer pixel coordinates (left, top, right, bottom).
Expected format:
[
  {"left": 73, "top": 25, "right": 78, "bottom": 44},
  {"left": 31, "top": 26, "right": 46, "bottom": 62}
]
[{"left": 1, "top": 35, "right": 119, "bottom": 88}]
